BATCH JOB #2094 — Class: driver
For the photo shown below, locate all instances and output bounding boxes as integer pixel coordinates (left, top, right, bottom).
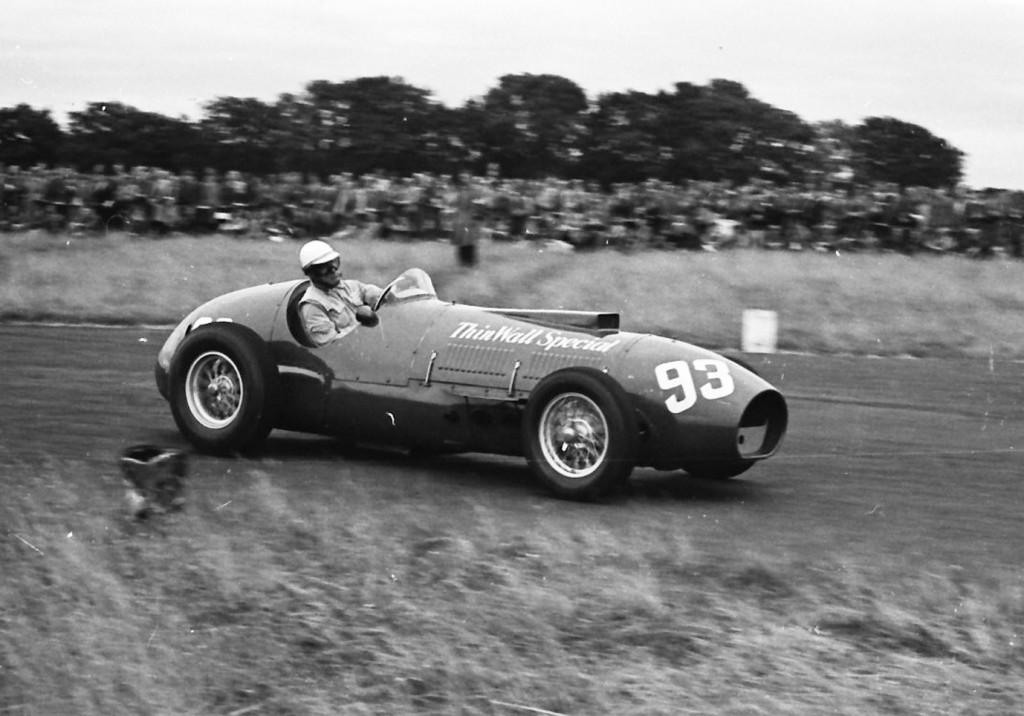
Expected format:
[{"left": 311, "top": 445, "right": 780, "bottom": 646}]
[{"left": 298, "top": 239, "right": 383, "bottom": 346}]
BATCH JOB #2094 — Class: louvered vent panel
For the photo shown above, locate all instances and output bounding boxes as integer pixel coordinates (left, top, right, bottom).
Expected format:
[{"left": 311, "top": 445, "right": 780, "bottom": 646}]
[
  {"left": 436, "top": 343, "right": 516, "bottom": 379},
  {"left": 521, "top": 352, "right": 604, "bottom": 382}
]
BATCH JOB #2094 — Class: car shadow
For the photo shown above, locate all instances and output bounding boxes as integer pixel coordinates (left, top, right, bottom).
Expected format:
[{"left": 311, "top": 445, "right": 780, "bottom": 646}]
[
  {"left": 627, "top": 470, "right": 766, "bottom": 504},
  {"left": 156, "top": 431, "right": 769, "bottom": 505},
  {"left": 260, "top": 433, "right": 542, "bottom": 495}
]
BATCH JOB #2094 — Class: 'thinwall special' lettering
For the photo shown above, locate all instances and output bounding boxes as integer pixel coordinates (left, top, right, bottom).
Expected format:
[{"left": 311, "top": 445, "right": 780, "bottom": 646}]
[{"left": 449, "top": 321, "right": 620, "bottom": 353}]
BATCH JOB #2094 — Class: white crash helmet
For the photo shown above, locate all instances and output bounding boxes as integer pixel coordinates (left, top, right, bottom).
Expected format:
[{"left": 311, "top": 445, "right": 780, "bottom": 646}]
[{"left": 299, "top": 240, "right": 340, "bottom": 270}]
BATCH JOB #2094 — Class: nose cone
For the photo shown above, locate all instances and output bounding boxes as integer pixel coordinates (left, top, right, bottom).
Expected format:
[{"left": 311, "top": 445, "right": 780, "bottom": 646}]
[{"left": 735, "top": 390, "right": 788, "bottom": 459}]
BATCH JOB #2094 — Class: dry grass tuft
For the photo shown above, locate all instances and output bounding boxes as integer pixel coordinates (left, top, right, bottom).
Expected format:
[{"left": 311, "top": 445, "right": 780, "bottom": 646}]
[{"left": 2, "top": 457, "right": 1022, "bottom": 714}]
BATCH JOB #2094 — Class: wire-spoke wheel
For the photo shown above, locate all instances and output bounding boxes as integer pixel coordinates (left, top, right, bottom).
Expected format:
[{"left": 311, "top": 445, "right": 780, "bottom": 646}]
[
  {"left": 538, "top": 392, "right": 609, "bottom": 479},
  {"left": 185, "top": 351, "right": 244, "bottom": 429},
  {"left": 524, "top": 368, "right": 636, "bottom": 501},
  {"left": 169, "top": 324, "right": 279, "bottom": 454}
]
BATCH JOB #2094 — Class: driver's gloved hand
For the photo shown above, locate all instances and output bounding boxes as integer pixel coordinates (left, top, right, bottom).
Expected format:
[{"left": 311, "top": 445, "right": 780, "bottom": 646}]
[{"left": 355, "top": 305, "right": 379, "bottom": 327}]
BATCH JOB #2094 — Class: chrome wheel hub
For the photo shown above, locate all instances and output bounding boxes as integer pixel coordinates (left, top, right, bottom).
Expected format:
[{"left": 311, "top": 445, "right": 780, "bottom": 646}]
[
  {"left": 185, "top": 351, "right": 243, "bottom": 429},
  {"left": 539, "top": 392, "right": 608, "bottom": 479}
]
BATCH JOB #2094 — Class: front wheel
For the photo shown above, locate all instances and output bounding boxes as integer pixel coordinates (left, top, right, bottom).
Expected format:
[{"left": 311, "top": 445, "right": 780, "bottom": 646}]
[
  {"left": 524, "top": 368, "right": 637, "bottom": 500},
  {"left": 168, "top": 324, "right": 280, "bottom": 454}
]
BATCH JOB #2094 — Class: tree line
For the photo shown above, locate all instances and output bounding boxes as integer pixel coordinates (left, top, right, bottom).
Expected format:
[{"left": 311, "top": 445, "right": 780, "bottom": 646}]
[{"left": 0, "top": 74, "right": 966, "bottom": 189}]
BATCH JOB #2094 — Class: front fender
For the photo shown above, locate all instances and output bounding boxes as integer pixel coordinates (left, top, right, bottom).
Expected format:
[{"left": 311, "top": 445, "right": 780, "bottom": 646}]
[
  {"left": 154, "top": 280, "right": 301, "bottom": 400},
  {"left": 612, "top": 336, "right": 787, "bottom": 469}
]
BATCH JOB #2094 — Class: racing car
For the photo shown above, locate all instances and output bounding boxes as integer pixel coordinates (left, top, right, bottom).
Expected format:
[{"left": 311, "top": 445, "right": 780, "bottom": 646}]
[{"left": 155, "top": 268, "right": 787, "bottom": 500}]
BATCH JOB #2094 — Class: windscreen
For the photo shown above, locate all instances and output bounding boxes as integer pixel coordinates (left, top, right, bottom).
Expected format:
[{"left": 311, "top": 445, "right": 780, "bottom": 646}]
[{"left": 378, "top": 268, "right": 436, "bottom": 306}]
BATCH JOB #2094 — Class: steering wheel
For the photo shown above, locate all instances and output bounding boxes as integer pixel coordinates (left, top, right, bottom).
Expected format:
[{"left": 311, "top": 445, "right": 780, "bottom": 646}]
[{"left": 372, "top": 277, "right": 402, "bottom": 312}]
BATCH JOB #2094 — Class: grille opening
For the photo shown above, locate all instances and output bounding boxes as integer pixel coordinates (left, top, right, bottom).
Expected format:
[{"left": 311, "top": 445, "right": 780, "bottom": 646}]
[{"left": 737, "top": 391, "right": 788, "bottom": 458}]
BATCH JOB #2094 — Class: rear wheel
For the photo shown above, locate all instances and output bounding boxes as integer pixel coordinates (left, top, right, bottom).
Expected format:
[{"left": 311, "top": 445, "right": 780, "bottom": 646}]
[
  {"left": 524, "top": 369, "right": 636, "bottom": 500},
  {"left": 169, "top": 324, "right": 279, "bottom": 454}
]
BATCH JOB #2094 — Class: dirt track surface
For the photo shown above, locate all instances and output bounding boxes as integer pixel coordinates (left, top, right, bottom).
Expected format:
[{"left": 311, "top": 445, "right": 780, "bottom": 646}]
[{"left": 3, "top": 324, "right": 1022, "bottom": 575}]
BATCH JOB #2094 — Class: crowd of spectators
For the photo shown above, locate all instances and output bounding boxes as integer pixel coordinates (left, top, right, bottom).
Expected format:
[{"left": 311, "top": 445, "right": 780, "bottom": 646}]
[{"left": 2, "top": 163, "right": 1023, "bottom": 258}]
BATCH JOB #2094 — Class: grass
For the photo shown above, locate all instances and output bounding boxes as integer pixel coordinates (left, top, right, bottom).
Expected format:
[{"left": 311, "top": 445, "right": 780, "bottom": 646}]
[
  {"left": 3, "top": 456, "right": 1022, "bottom": 715},
  {"left": 2, "top": 229, "right": 1024, "bottom": 357},
  {"left": 3, "top": 230, "right": 1024, "bottom": 713}
]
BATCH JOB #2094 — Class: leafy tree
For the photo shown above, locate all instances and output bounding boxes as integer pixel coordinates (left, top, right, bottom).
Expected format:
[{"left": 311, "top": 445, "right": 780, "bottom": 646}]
[
  {"left": 300, "top": 77, "right": 449, "bottom": 175},
  {"left": 579, "top": 90, "right": 667, "bottom": 185},
  {"left": 450, "top": 97, "right": 517, "bottom": 175},
  {"left": 0, "top": 104, "right": 63, "bottom": 167},
  {"left": 850, "top": 117, "right": 963, "bottom": 188},
  {"left": 474, "top": 73, "right": 589, "bottom": 177},
  {"left": 63, "top": 102, "right": 201, "bottom": 171},
  {"left": 654, "top": 81, "right": 737, "bottom": 181},
  {"left": 199, "top": 97, "right": 285, "bottom": 173},
  {"left": 807, "top": 120, "right": 858, "bottom": 185},
  {"left": 655, "top": 80, "right": 815, "bottom": 184},
  {"left": 7, "top": 75, "right": 969, "bottom": 191},
  {"left": 707, "top": 78, "right": 750, "bottom": 100},
  {"left": 429, "top": 100, "right": 488, "bottom": 172}
]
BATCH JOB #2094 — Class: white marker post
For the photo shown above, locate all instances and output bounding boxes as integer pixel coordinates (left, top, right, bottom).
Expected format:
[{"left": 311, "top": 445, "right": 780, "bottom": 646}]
[{"left": 741, "top": 309, "right": 778, "bottom": 354}]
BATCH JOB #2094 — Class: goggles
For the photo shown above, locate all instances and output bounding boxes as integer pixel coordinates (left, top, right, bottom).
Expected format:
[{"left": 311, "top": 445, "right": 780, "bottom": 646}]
[{"left": 310, "top": 259, "right": 340, "bottom": 274}]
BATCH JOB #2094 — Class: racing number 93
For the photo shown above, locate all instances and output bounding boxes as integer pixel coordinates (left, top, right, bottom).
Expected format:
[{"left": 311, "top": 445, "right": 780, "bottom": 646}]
[{"left": 654, "top": 359, "right": 735, "bottom": 414}]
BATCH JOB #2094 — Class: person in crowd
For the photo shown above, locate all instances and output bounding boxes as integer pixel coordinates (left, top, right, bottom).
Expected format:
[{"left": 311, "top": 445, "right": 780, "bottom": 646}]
[
  {"left": 174, "top": 170, "right": 200, "bottom": 233},
  {"left": 330, "top": 173, "right": 355, "bottom": 233},
  {"left": 87, "top": 165, "right": 118, "bottom": 231},
  {"left": 41, "top": 166, "right": 74, "bottom": 230},
  {"left": 415, "top": 173, "right": 442, "bottom": 238},
  {"left": 149, "top": 169, "right": 179, "bottom": 235},
  {"left": 219, "top": 170, "right": 250, "bottom": 234},
  {"left": 0, "top": 164, "right": 6, "bottom": 226},
  {"left": 128, "top": 166, "right": 155, "bottom": 233},
  {"left": 451, "top": 170, "right": 484, "bottom": 266},
  {"left": 196, "top": 168, "right": 222, "bottom": 234},
  {"left": 297, "top": 239, "right": 383, "bottom": 346},
  {"left": 24, "top": 165, "right": 47, "bottom": 228}
]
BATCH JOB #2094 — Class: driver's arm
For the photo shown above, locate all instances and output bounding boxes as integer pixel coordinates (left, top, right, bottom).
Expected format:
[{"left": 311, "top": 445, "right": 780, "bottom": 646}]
[
  {"left": 354, "top": 282, "right": 383, "bottom": 327},
  {"left": 360, "top": 282, "right": 384, "bottom": 308},
  {"left": 299, "top": 303, "right": 355, "bottom": 346}
]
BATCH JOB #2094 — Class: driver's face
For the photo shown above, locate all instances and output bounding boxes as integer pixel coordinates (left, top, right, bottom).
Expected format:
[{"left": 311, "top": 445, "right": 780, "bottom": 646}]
[{"left": 310, "top": 258, "right": 342, "bottom": 289}]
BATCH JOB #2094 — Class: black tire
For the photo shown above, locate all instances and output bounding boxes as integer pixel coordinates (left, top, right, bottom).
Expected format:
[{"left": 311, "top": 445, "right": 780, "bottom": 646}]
[
  {"left": 523, "top": 368, "right": 637, "bottom": 501},
  {"left": 168, "top": 323, "right": 280, "bottom": 454},
  {"left": 681, "top": 459, "right": 754, "bottom": 480}
]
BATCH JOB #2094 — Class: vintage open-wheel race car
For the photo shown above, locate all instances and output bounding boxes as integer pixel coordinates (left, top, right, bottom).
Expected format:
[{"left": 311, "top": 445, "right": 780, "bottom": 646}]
[{"left": 155, "top": 268, "right": 787, "bottom": 500}]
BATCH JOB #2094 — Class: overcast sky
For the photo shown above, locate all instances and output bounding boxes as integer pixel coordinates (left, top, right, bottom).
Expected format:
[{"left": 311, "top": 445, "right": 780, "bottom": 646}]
[{"left": 3, "top": 0, "right": 1022, "bottom": 188}]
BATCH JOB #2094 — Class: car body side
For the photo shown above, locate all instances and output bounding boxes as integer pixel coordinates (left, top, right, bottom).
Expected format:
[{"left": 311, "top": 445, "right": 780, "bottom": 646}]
[{"left": 155, "top": 275, "right": 787, "bottom": 471}]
